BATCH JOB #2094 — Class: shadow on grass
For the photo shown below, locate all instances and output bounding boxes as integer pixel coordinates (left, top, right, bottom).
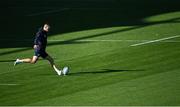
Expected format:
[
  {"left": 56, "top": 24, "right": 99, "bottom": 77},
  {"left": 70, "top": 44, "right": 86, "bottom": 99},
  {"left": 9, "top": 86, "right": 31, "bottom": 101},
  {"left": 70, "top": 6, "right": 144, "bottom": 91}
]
[
  {"left": 1, "top": 0, "right": 180, "bottom": 57},
  {"left": 0, "top": 48, "right": 31, "bottom": 56},
  {"left": 1, "top": 15, "right": 180, "bottom": 56},
  {"left": 69, "top": 69, "right": 145, "bottom": 76},
  {"left": 2, "top": 0, "right": 180, "bottom": 47},
  {"left": 0, "top": 59, "right": 15, "bottom": 62}
]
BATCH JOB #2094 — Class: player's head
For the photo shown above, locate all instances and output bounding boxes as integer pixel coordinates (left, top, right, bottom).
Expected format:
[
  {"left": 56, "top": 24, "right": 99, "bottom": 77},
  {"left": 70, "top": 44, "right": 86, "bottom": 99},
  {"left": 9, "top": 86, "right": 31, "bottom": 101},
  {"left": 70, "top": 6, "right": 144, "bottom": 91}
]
[{"left": 43, "top": 24, "right": 50, "bottom": 32}]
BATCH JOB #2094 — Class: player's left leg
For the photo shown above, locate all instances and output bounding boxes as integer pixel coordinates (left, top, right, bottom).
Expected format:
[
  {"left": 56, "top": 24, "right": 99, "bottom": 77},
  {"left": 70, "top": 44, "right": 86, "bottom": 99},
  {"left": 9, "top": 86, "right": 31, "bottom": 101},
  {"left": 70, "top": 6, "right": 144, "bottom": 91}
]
[
  {"left": 44, "top": 55, "right": 55, "bottom": 67},
  {"left": 45, "top": 55, "right": 69, "bottom": 76},
  {"left": 44, "top": 54, "right": 62, "bottom": 75}
]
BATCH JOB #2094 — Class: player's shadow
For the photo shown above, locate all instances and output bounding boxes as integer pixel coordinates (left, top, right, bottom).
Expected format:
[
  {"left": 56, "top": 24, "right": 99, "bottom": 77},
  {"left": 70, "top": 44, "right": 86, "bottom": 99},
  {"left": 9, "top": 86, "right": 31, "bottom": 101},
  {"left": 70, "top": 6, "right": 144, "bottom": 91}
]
[{"left": 69, "top": 69, "right": 145, "bottom": 76}]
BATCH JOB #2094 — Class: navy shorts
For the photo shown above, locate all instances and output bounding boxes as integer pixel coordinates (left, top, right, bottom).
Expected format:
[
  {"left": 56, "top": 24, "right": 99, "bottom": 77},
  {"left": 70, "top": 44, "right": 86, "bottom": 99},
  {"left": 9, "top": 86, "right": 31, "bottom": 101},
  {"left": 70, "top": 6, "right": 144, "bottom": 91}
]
[{"left": 34, "top": 49, "right": 48, "bottom": 59}]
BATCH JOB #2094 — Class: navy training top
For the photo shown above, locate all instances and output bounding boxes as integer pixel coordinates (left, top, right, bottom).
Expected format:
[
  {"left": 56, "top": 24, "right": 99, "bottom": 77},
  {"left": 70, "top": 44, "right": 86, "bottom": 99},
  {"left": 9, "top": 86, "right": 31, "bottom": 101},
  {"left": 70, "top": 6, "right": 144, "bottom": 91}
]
[{"left": 34, "top": 27, "right": 47, "bottom": 50}]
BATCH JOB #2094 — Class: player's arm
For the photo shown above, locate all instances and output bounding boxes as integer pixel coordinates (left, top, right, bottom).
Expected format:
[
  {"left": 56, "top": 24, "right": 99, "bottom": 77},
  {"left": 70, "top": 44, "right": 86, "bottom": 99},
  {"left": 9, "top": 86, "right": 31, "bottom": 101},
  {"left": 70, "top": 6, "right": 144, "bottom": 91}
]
[{"left": 34, "top": 33, "right": 42, "bottom": 49}]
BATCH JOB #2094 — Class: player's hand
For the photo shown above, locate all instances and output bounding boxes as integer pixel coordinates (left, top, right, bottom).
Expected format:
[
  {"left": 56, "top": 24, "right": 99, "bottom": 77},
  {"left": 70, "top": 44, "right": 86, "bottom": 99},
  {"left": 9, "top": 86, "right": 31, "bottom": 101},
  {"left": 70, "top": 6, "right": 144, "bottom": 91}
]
[{"left": 33, "top": 45, "right": 39, "bottom": 49}]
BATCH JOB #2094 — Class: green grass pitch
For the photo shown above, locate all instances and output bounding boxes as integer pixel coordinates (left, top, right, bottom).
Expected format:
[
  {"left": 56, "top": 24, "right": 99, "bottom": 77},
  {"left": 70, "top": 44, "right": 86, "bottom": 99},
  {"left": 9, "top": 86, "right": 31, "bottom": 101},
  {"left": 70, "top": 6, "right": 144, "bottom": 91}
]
[{"left": 0, "top": 0, "right": 180, "bottom": 106}]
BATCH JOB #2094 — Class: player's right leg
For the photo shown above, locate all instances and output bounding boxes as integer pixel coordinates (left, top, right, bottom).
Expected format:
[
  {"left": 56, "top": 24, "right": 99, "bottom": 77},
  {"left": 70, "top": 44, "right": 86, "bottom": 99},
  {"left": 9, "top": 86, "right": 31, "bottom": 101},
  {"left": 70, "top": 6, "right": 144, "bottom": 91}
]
[
  {"left": 14, "top": 56, "right": 38, "bottom": 66},
  {"left": 14, "top": 47, "right": 40, "bottom": 66}
]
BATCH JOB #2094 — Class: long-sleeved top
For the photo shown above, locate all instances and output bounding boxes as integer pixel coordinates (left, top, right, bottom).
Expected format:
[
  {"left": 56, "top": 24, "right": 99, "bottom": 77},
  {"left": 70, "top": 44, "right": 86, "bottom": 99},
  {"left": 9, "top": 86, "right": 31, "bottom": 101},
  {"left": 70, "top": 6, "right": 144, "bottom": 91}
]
[{"left": 34, "top": 27, "right": 47, "bottom": 50}]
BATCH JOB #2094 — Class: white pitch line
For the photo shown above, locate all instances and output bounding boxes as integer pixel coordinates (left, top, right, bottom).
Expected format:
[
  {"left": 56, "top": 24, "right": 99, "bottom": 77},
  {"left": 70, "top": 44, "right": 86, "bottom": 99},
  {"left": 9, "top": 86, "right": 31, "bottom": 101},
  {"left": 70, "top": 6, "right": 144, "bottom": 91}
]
[
  {"left": 131, "top": 35, "right": 180, "bottom": 47},
  {"left": 26, "top": 8, "right": 69, "bottom": 16},
  {"left": 0, "top": 83, "right": 20, "bottom": 86}
]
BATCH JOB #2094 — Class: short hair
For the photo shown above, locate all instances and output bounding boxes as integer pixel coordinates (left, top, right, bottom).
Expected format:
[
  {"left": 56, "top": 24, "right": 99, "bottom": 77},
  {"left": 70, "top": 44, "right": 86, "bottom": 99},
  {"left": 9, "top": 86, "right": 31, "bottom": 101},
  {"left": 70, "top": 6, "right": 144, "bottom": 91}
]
[
  {"left": 44, "top": 23, "right": 50, "bottom": 28},
  {"left": 43, "top": 24, "right": 50, "bottom": 31}
]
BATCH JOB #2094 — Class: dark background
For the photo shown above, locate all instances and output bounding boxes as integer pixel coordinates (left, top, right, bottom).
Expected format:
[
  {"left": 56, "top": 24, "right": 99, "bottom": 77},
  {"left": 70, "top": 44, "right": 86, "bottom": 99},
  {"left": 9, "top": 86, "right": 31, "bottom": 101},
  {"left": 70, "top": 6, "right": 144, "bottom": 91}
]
[{"left": 0, "top": 0, "right": 180, "bottom": 48}]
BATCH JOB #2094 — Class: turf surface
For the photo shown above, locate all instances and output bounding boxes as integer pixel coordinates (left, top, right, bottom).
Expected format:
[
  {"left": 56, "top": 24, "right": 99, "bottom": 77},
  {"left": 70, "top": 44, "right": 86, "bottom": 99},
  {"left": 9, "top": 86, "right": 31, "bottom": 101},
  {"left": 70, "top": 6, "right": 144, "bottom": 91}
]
[{"left": 0, "top": 0, "right": 180, "bottom": 106}]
